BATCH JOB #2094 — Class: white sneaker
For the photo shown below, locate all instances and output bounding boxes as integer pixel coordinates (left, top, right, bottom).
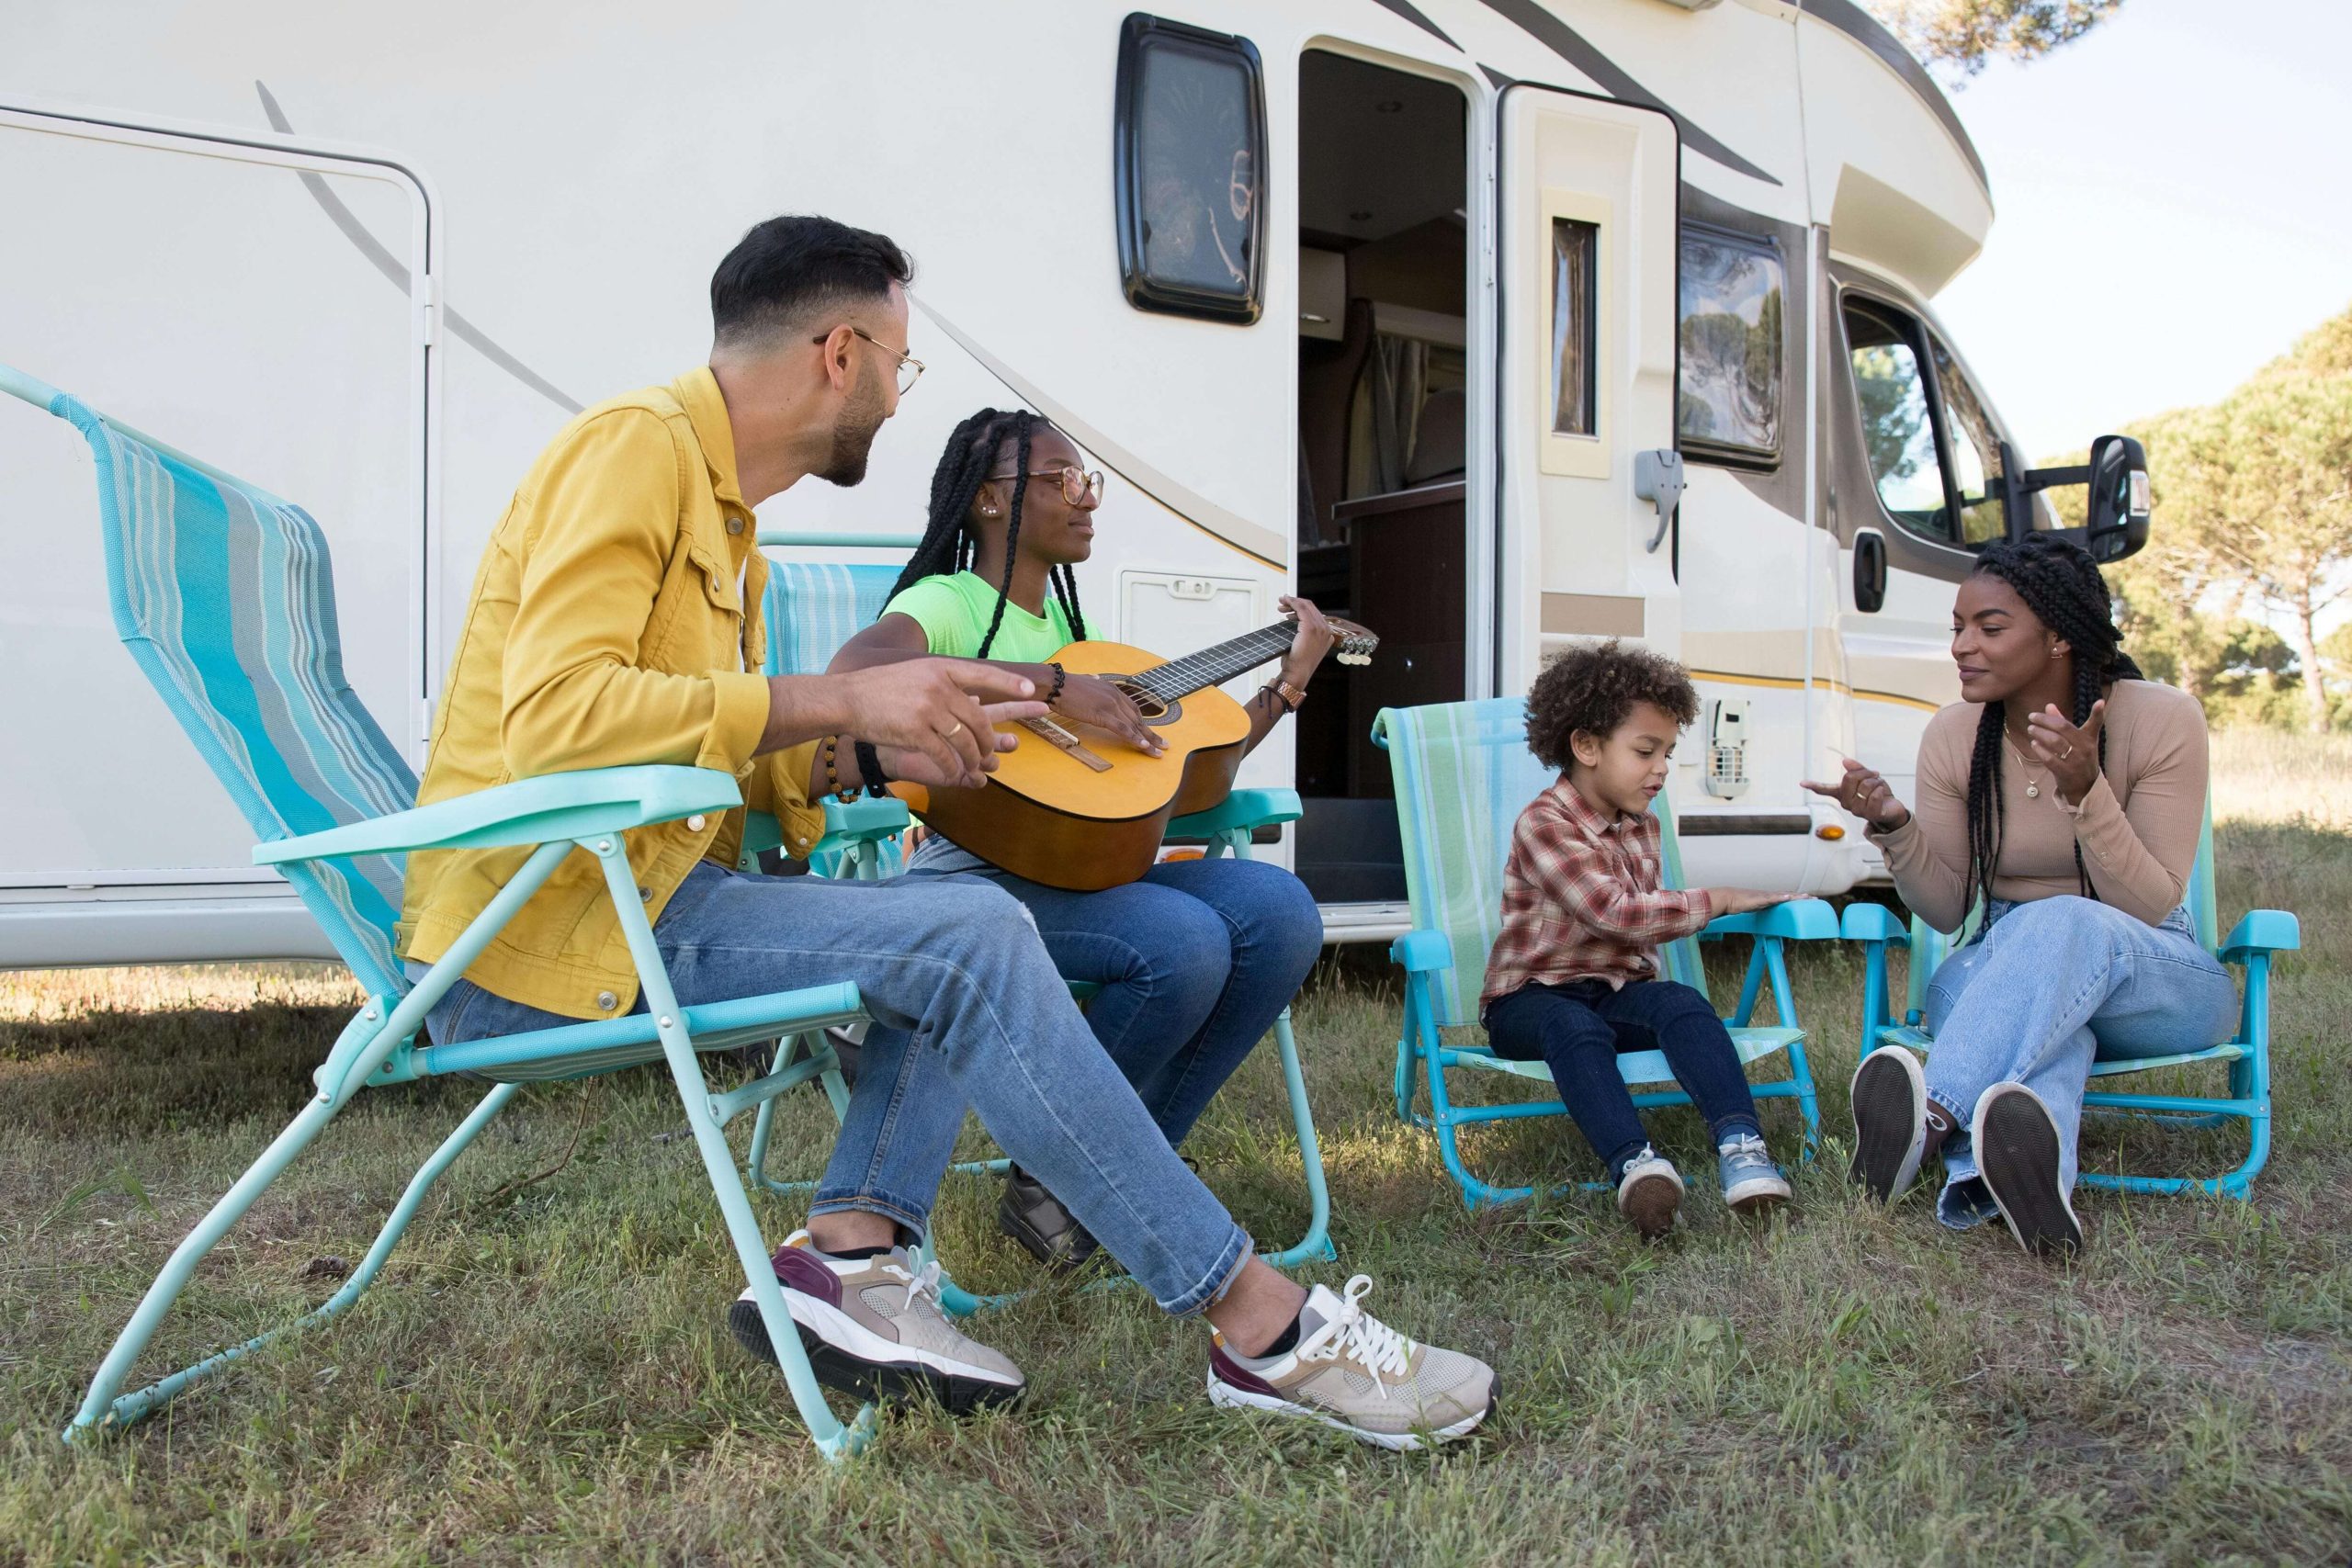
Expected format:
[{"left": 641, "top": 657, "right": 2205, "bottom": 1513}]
[
  {"left": 729, "top": 1230, "right": 1024, "bottom": 1414},
  {"left": 1616, "top": 1145, "right": 1685, "bottom": 1238},
  {"left": 1207, "top": 1276, "right": 1496, "bottom": 1450},
  {"left": 1973, "top": 1083, "right": 2084, "bottom": 1258},
  {"left": 1849, "top": 1045, "right": 1929, "bottom": 1203}
]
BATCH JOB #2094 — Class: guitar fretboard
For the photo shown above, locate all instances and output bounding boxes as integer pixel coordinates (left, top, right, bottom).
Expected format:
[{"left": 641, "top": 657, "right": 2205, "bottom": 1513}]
[{"left": 1129, "top": 622, "right": 1298, "bottom": 703}]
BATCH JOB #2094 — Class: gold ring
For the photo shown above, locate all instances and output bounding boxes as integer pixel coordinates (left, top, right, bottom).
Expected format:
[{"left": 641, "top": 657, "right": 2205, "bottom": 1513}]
[{"left": 942, "top": 721, "right": 965, "bottom": 738}]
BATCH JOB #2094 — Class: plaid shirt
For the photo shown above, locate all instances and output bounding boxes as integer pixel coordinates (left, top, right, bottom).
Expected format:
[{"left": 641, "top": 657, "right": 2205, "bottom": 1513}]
[{"left": 1480, "top": 779, "right": 1713, "bottom": 1010}]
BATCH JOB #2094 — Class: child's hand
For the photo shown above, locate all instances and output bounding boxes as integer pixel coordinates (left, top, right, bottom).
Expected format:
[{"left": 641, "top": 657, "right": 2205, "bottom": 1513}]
[{"left": 1705, "top": 887, "right": 1797, "bottom": 917}]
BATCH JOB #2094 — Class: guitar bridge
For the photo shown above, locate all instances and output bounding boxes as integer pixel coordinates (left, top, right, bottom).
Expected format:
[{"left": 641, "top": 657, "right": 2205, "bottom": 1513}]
[{"left": 1022, "top": 716, "right": 1113, "bottom": 773}]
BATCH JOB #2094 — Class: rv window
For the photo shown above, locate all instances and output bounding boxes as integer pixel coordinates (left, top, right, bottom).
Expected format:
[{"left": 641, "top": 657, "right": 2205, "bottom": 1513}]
[
  {"left": 1677, "top": 225, "right": 1782, "bottom": 462},
  {"left": 1843, "top": 301, "right": 1951, "bottom": 544},
  {"left": 1551, "top": 218, "right": 1599, "bottom": 436},
  {"left": 1931, "top": 338, "right": 2051, "bottom": 537},
  {"left": 1114, "top": 14, "right": 1266, "bottom": 323}
]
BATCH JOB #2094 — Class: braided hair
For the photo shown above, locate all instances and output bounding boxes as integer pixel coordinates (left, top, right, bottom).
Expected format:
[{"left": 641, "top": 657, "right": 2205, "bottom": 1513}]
[
  {"left": 1962, "top": 533, "right": 2145, "bottom": 918},
  {"left": 888, "top": 407, "right": 1090, "bottom": 658}
]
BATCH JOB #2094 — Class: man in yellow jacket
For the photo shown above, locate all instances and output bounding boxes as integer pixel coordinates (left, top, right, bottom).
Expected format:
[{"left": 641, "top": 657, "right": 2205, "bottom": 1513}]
[{"left": 403, "top": 216, "right": 1493, "bottom": 1448}]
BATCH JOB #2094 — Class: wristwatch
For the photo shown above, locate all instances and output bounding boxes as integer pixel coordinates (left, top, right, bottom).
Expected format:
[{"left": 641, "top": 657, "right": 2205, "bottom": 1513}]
[{"left": 1271, "top": 676, "right": 1308, "bottom": 713}]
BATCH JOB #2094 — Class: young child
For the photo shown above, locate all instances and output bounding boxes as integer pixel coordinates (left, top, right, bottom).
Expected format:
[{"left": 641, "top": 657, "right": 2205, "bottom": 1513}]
[{"left": 1482, "top": 641, "right": 1795, "bottom": 1237}]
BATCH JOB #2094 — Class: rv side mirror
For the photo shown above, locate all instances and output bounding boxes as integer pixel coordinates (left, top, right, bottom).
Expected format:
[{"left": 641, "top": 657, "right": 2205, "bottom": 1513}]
[{"left": 2012, "top": 434, "right": 2152, "bottom": 563}]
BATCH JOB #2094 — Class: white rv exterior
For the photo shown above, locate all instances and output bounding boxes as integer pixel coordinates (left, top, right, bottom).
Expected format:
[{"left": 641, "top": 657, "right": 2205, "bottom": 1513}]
[{"left": 0, "top": 0, "right": 2057, "bottom": 966}]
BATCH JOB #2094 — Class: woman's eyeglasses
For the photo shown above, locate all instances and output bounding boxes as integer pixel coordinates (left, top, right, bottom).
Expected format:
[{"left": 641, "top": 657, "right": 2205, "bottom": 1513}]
[
  {"left": 812, "top": 324, "right": 925, "bottom": 396},
  {"left": 990, "top": 466, "right": 1106, "bottom": 506}
]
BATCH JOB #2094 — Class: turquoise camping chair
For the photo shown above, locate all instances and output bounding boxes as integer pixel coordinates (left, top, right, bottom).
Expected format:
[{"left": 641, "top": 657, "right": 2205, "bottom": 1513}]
[
  {"left": 739, "top": 532, "right": 1336, "bottom": 1301},
  {"left": 1374, "top": 696, "right": 1838, "bottom": 1210},
  {"left": 4, "top": 365, "right": 884, "bottom": 1461},
  {"left": 1843, "top": 804, "right": 2299, "bottom": 1198}
]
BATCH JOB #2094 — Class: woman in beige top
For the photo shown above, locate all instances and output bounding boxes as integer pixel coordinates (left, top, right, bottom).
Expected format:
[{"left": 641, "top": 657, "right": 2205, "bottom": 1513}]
[{"left": 1806, "top": 535, "right": 2236, "bottom": 1256}]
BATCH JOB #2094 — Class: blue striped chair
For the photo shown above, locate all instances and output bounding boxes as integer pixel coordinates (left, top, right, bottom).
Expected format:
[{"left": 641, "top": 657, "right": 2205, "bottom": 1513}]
[
  {"left": 3, "top": 364, "right": 884, "bottom": 1461},
  {"left": 1843, "top": 804, "right": 2300, "bottom": 1199},
  {"left": 1374, "top": 697, "right": 1837, "bottom": 1210},
  {"left": 744, "top": 533, "right": 1336, "bottom": 1297}
]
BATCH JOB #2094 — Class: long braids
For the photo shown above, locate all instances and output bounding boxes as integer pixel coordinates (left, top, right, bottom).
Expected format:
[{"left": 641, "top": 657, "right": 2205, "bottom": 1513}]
[
  {"left": 888, "top": 407, "right": 1090, "bottom": 655},
  {"left": 1962, "top": 533, "right": 2145, "bottom": 917}
]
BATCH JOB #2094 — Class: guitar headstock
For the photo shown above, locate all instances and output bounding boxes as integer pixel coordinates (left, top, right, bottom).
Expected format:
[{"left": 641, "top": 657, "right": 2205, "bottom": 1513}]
[{"left": 1326, "top": 615, "right": 1379, "bottom": 668}]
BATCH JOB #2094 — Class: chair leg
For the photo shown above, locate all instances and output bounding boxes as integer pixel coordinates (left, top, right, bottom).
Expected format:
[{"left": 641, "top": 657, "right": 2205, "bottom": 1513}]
[
  {"left": 1781, "top": 1036, "right": 1823, "bottom": 1163},
  {"left": 1258, "top": 1008, "right": 1337, "bottom": 1267},
  {"left": 595, "top": 842, "right": 874, "bottom": 1461},
  {"left": 2075, "top": 1104, "right": 2270, "bottom": 1199},
  {"left": 64, "top": 1080, "right": 514, "bottom": 1440}
]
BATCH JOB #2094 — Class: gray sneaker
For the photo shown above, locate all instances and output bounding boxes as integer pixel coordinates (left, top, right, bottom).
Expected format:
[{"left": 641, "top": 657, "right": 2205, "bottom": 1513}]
[
  {"left": 1207, "top": 1276, "right": 1496, "bottom": 1450},
  {"left": 1717, "top": 1131, "right": 1792, "bottom": 1213},
  {"left": 729, "top": 1231, "right": 1024, "bottom": 1414}
]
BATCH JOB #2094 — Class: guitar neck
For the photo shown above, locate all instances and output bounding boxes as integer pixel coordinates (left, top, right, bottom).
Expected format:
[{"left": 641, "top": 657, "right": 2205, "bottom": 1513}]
[{"left": 1130, "top": 622, "right": 1297, "bottom": 702}]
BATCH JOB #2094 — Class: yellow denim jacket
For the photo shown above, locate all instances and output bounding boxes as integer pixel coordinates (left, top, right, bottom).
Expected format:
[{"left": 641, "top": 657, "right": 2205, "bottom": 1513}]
[{"left": 397, "top": 368, "right": 825, "bottom": 1020}]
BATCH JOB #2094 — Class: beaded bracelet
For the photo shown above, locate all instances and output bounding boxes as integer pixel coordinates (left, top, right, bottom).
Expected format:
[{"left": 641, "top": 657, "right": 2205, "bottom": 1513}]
[
  {"left": 821, "top": 735, "right": 862, "bottom": 802},
  {"left": 1046, "top": 661, "right": 1069, "bottom": 705}
]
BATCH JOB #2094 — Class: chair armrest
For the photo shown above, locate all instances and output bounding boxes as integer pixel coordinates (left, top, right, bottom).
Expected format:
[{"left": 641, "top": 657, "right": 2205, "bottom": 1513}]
[
  {"left": 2222, "top": 909, "right": 2301, "bottom": 961},
  {"left": 1840, "top": 902, "right": 1913, "bottom": 944},
  {"left": 823, "top": 795, "right": 913, "bottom": 841},
  {"left": 1167, "top": 788, "right": 1303, "bottom": 840},
  {"left": 254, "top": 765, "right": 742, "bottom": 865},
  {"left": 1705, "top": 897, "right": 1839, "bottom": 942},
  {"left": 1391, "top": 928, "right": 1453, "bottom": 975}
]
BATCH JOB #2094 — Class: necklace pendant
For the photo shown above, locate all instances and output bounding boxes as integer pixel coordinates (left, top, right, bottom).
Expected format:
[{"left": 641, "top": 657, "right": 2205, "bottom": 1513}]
[{"left": 2026, "top": 782, "right": 2040, "bottom": 798}]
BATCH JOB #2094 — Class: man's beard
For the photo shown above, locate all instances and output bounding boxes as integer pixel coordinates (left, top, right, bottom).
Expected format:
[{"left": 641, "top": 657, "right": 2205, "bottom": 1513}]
[{"left": 815, "top": 369, "right": 888, "bottom": 487}]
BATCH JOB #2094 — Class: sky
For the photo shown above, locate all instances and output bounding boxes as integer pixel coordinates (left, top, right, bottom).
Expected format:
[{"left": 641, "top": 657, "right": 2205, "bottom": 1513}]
[{"left": 1929, "top": 0, "right": 2352, "bottom": 463}]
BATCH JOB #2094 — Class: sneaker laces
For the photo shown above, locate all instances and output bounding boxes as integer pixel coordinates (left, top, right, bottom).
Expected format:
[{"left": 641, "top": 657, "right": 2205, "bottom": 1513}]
[
  {"left": 878, "top": 1246, "right": 945, "bottom": 1316},
  {"left": 1720, "top": 1132, "right": 1770, "bottom": 1165},
  {"left": 1301, "top": 1275, "right": 1415, "bottom": 1392}
]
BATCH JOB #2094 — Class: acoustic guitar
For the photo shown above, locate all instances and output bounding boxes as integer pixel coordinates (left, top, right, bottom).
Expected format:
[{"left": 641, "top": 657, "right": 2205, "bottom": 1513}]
[{"left": 897, "top": 615, "right": 1377, "bottom": 891}]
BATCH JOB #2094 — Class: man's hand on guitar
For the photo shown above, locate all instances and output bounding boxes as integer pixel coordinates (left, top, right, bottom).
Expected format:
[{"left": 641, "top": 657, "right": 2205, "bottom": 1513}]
[
  {"left": 1052, "top": 674, "right": 1165, "bottom": 756},
  {"left": 837, "top": 659, "right": 1046, "bottom": 789},
  {"left": 1278, "top": 595, "right": 1339, "bottom": 686}
]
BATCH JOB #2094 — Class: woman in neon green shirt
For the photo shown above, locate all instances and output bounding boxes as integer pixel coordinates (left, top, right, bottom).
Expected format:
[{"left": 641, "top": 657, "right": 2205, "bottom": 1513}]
[{"left": 826, "top": 407, "right": 1336, "bottom": 1270}]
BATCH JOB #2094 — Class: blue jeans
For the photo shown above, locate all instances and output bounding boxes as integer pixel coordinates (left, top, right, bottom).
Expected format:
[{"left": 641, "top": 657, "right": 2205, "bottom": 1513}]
[
  {"left": 1921, "top": 895, "right": 2238, "bottom": 1229},
  {"left": 819, "top": 850, "right": 1323, "bottom": 1217},
  {"left": 1484, "top": 978, "right": 1762, "bottom": 1180},
  {"left": 420, "top": 861, "right": 1252, "bottom": 1315}
]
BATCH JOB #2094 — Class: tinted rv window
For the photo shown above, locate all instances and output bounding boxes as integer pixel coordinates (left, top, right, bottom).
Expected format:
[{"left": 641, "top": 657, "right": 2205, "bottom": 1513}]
[
  {"left": 1114, "top": 14, "right": 1266, "bottom": 323},
  {"left": 1931, "top": 339, "right": 2043, "bottom": 540},
  {"left": 1843, "top": 300, "right": 1951, "bottom": 543},
  {"left": 1677, "top": 225, "right": 1782, "bottom": 462},
  {"left": 1551, "top": 218, "right": 1599, "bottom": 435}
]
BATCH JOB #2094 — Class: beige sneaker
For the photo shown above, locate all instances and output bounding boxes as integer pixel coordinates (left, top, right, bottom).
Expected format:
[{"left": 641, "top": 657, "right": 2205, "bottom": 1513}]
[
  {"left": 729, "top": 1231, "right": 1024, "bottom": 1414},
  {"left": 1206, "top": 1276, "right": 1495, "bottom": 1450}
]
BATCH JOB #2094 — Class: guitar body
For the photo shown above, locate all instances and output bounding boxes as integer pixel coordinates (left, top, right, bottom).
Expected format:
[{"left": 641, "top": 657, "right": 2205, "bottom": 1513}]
[{"left": 902, "top": 638, "right": 1252, "bottom": 891}]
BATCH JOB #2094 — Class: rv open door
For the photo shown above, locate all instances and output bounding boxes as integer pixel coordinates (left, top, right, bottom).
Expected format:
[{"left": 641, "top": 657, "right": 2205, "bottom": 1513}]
[{"left": 1493, "top": 86, "right": 1679, "bottom": 693}]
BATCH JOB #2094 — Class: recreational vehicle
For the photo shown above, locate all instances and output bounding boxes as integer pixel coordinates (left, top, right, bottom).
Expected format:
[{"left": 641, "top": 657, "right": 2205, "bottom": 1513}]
[{"left": 0, "top": 0, "right": 2149, "bottom": 967}]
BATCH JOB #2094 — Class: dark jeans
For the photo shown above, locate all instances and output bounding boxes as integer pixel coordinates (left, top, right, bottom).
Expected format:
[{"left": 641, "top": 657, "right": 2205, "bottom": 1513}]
[{"left": 1484, "top": 977, "right": 1761, "bottom": 1180}]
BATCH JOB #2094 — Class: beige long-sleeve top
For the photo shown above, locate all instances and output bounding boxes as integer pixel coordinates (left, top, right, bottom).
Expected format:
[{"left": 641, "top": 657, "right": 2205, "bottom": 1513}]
[{"left": 1869, "top": 679, "right": 2208, "bottom": 934}]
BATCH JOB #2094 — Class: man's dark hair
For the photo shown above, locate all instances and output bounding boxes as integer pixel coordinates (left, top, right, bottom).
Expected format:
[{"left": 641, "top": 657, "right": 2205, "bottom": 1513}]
[
  {"left": 710, "top": 215, "right": 914, "bottom": 349},
  {"left": 1524, "top": 639, "right": 1700, "bottom": 773}
]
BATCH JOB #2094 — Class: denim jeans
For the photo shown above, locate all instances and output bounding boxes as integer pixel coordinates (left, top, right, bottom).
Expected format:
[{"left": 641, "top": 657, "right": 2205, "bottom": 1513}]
[
  {"left": 1484, "top": 977, "right": 1763, "bottom": 1181},
  {"left": 419, "top": 860, "right": 1252, "bottom": 1315},
  {"left": 1921, "top": 894, "right": 2238, "bottom": 1229},
  {"left": 813, "top": 848, "right": 1322, "bottom": 1223}
]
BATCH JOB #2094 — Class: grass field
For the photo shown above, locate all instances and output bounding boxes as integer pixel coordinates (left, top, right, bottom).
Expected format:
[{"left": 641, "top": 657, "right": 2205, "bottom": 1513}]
[{"left": 3, "top": 737, "right": 2347, "bottom": 1564}]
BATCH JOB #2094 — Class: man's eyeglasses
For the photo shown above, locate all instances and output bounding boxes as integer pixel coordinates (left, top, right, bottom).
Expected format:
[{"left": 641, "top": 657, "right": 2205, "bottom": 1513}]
[
  {"left": 990, "top": 466, "right": 1106, "bottom": 506},
  {"left": 812, "top": 324, "right": 925, "bottom": 396}
]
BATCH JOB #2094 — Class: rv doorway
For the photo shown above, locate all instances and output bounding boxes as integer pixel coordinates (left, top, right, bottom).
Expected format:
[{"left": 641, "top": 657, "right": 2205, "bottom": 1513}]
[{"left": 1292, "top": 51, "right": 1469, "bottom": 907}]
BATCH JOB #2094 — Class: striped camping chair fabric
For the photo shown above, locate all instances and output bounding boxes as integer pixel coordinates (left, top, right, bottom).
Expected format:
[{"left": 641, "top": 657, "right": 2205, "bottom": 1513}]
[
  {"left": 762, "top": 562, "right": 906, "bottom": 677},
  {"left": 57, "top": 395, "right": 416, "bottom": 997},
  {"left": 1385, "top": 695, "right": 1709, "bottom": 1032}
]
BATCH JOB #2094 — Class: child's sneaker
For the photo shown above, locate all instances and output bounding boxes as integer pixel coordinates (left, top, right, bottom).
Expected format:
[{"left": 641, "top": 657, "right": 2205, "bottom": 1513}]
[
  {"left": 1973, "top": 1082, "right": 2083, "bottom": 1258},
  {"left": 1615, "top": 1145, "right": 1684, "bottom": 1238},
  {"left": 729, "top": 1231, "right": 1025, "bottom": 1414},
  {"left": 1849, "top": 1044, "right": 1929, "bottom": 1202},
  {"left": 1206, "top": 1275, "right": 1495, "bottom": 1450},
  {"left": 1717, "top": 1131, "right": 1791, "bottom": 1214}
]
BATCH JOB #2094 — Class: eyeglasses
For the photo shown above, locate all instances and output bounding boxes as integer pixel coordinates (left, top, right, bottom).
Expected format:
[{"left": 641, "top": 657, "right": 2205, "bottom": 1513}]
[
  {"left": 811, "top": 324, "right": 925, "bottom": 396},
  {"left": 989, "top": 466, "right": 1106, "bottom": 506}
]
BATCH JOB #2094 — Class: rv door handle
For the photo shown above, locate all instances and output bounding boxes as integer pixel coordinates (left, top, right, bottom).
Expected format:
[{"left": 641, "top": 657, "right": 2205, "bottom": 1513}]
[
  {"left": 1854, "top": 529, "right": 1888, "bottom": 614},
  {"left": 1635, "top": 449, "right": 1683, "bottom": 554}
]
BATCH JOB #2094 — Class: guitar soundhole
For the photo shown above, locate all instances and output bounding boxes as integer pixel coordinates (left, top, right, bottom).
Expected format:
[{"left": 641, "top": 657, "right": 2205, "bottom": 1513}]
[{"left": 1114, "top": 679, "right": 1178, "bottom": 725}]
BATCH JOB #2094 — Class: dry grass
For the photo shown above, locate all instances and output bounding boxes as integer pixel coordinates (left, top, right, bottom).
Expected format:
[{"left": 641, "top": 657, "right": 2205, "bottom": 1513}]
[
  {"left": 3, "top": 755, "right": 2348, "bottom": 1563},
  {"left": 2211, "top": 724, "right": 2352, "bottom": 829}
]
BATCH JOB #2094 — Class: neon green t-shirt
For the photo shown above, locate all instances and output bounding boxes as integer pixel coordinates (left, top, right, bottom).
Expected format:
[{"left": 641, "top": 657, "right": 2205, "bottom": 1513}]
[{"left": 881, "top": 570, "right": 1075, "bottom": 662}]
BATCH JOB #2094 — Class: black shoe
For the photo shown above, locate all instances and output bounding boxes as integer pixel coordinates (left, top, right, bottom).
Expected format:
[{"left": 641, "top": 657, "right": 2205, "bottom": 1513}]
[
  {"left": 1973, "top": 1082, "right": 2083, "bottom": 1258},
  {"left": 1849, "top": 1045, "right": 1928, "bottom": 1203},
  {"left": 997, "top": 1166, "right": 1101, "bottom": 1271}
]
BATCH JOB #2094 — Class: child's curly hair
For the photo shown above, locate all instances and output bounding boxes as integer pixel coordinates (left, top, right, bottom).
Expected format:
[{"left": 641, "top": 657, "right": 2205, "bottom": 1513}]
[{"left": 1524, "top": 640, "right": 1700, "bottom": 772}]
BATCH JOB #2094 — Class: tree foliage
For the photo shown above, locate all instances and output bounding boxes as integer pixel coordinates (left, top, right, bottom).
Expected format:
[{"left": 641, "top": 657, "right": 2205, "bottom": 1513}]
[{"left": 1869, "top": 0, "right": 2124, "bottom": 77}]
